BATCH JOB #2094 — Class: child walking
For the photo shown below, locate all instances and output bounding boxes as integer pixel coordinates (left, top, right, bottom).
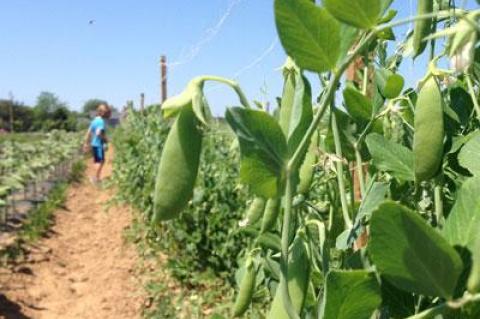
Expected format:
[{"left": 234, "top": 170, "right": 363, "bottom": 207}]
[{"left": 83, "top": 103, "right": 111, "bottom": 184}]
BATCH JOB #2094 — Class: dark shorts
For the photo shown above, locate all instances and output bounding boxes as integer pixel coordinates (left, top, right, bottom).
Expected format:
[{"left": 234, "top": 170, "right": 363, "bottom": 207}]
[{"left": 92, "top": 146, "right": 105, "bottom": 163}]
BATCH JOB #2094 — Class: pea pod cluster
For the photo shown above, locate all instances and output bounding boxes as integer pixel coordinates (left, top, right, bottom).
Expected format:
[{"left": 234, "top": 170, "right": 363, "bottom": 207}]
[
  {"left": 261, "top": 198, "right": 281, "bottom": 233},
  {"left": 413, "top": 76, "right": 444, "bottom": 183},
  {"left": 297, "top": 131, "right": 319, "bottom": 195},
  {"left": 267, "top": 235, "right": 310, "bottom": 318},
  {"left": 412, "top": 0, "right": 433, "bottom": 58},
  {"left": 233, "top": 257, "right": 257, "bottom": 317},
  {"left": 152, "top": 104, "right": 203, "bottom": 223},
  {"left": 242, "top": 197, "right": 266, "bottom": 226}
]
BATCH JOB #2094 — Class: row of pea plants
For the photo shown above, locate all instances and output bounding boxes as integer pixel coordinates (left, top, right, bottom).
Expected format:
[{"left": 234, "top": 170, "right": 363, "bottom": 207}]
[
  {"left": 145, "top": 0, "right": 480, "bottom": 318},
  {"left": 112, "top": 107, "right": 253, "bottom": 284}
]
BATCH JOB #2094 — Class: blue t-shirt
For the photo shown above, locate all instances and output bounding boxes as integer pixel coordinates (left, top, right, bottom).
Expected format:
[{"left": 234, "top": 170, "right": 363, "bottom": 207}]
[{"left": 90, "top": 116, "right": 106, "bottom": 147}]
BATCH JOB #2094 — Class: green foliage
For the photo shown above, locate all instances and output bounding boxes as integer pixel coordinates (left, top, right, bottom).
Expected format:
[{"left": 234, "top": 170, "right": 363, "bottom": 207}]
[
  {"left": 112, "top": 107, "right": 250, "bottom": 282},
  {"left": 112, "top": 1, "right": 480, "bottom": 317},
  {"left": 321, "top": 270, "right": 381, "bottom": 319},
  {"left": 274, "top": 0, "right": 340, "bottom": 73},
  {"left": 323, "top": 0, "right": 381, "bottom": 29},
  {"left": 21, "top": 183, "right": 68, "bottom": 242},
  {"left": 226, "top": 107, "right": 287, "bottom": 198},
  {"left": 443, "top": 178, "right": 480, "bottom": 251},
  {"left": 82, "top": 98, "right": 108, "bottom": 115},
  {"left": 0, "top": 92, "right": 83, "bottom": 132},
  {"left": 369, "top": 202, "right": 463, "bottom": 299},
  {"left": 366, "top": 133, "right": 414, "bottom": 181}
]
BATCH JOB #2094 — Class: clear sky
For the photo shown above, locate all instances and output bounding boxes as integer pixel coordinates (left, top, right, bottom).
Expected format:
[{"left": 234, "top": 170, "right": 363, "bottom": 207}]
[{"left": 0, "top": 1, "right": 476, "bottom": 115}]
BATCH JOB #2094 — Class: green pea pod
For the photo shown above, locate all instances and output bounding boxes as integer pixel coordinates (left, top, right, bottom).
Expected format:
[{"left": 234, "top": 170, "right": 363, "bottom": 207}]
[
  {"left": 297, "top": 131, "right": 319, "bottom": 195},
  {"left": 162, "top": 78, "right": 201, "bottom": 119},
  {"left": 468, "top": 237, "right": 480, "bottom": 293},
  {"left": 260, "top": 198, "right": 281, "bottom": 233},
  {"left": 414, "top": 76, "right": 444, "bottom": 183},
  {"left": 256, "top": 232, "right": 281, "bottom": 252},
  {"left": 267, "top": 236, "right": 311, "bottom": 319},
  {"left": 152, "top": 104, "right": 202, "bottom": 223},
  {"left": 279, "top": 58, "right": 298, "bottom": 136},
  {"left": 233, "top": 258, "right": 256, "bottom": 317},
  {"left": 244, "top": 197, "right": 266, "bottom": 226},
  {"left": 412, "top": 0, "right": 433, "bottom": 58}
]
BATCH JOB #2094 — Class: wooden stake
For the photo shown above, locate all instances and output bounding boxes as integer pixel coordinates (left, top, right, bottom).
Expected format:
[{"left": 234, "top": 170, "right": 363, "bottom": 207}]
[
  {"left": 160, "top": 55, "right": 167, "bottom": 105},
  {"left": 140, "top": 93, "right": 145, "bottom": 112},
  {"left": 8, "top": 92, "right": 14, "bottom": 133}
]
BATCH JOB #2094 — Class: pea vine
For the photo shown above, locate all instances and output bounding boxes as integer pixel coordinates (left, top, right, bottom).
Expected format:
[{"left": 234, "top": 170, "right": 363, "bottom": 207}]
[{"left": 143, "top": 0, "right": 480, "bottom": 318}]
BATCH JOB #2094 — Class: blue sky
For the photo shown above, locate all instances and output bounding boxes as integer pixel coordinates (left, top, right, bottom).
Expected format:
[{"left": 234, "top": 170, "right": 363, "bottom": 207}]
[{"left": 0, "top": 1, "right": 476, "bottom": 115}]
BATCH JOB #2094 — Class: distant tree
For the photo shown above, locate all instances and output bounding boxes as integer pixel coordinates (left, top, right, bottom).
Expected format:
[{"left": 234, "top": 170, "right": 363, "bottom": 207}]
[
  {"left": 0, "top": 99, "right": 34, "bottom": 131},
  {"left": 34, "top": 91, "right": 66, "bottom": 114},
  {"left": 82, "top": 98, "right": 108, "bottom": 115},
  {"left": 33, "top": 92, "right": 69, "bottom": 130}
]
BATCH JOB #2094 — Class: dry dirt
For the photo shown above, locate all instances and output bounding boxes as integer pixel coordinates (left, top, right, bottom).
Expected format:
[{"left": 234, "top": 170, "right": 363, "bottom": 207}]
[{"left": 0, "top": 156, "right": 143, "bottom": 319}]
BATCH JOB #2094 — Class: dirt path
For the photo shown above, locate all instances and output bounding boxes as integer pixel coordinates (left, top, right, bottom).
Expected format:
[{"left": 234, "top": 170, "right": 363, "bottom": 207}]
[{"left": 0, "top": 156, "right": 143, "bottom": 319}]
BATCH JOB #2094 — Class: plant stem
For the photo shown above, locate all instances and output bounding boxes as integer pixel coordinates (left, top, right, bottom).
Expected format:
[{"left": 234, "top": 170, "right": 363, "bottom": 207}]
[
  {"left": 465, "top": 73, "right": 480, "bottom": 119},
  {"left": 288, "top": 31, "right": 378, "bottom": 171},
  {"left": 199, "top": 75, "right": 252, "bottom": 109},
  {"left": 407, "top": 293, "right": 480, "bottom": 319},
  {"left": 280, "top": 173, "right": 301, "bottom": 319},
  {"left": 434, "top": 181, "right": 444, "bottom": 226},
  {"left": 354, "top": 66, "right": 370, "bottom": 199},
  {"left": 354, "top": 147, "right": 366, "bottom": 198},
  {"left": 408, "top": 302, "right": 447, "bottom": 319},
  {"left": 374, "top": 9, "right": 474, "bottom": 32},
  {"left": 331, "top": 112, "right": 353, "bottom": 229}
]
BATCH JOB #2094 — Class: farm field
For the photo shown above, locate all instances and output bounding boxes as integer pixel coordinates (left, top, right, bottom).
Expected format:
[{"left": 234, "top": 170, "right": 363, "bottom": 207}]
[
  {"left": 0, "top": 155, "right": 143, "bottom": 318},
  {"left": 1, "top": 0, "right": 480, "bottom": 319}
]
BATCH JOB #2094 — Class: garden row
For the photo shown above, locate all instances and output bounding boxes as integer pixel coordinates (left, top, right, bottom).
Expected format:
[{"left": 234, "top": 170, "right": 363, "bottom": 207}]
[{"left": 0, "top": 131, "right": 82, "bottom": 233}]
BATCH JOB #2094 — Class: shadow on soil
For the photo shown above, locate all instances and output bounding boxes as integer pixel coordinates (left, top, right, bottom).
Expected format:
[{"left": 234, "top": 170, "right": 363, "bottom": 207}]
[{"left": 0, "top": 294, "right": 32, "bottom": 319}]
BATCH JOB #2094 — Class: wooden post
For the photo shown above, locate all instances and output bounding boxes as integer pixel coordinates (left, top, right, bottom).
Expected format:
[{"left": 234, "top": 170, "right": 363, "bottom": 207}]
[
  {"left": 346, "top": 57, "right": 365, "bottom": 203},
  {"left": 140, "top": 93, "right": 145, "bottom": 112},
  {"left": 347, "top": 54, "right": 373, "bottom": 251},
  {"left": 8, "top": 92, "right": 14, "bottom": 133},
  {"left": 160, "top": 55, "right": 167, "bottom": 105}
]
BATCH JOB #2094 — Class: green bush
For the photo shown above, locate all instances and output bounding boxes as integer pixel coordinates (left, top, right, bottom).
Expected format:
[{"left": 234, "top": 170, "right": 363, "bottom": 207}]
[{"left": 112, "top": 107, "right": 250, "bottom": 283}]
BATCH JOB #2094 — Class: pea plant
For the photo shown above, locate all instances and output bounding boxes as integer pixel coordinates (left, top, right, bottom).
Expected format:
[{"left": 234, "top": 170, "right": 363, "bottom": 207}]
[{"left": 151, "top": 0, "right": 480, "bottom": 318}]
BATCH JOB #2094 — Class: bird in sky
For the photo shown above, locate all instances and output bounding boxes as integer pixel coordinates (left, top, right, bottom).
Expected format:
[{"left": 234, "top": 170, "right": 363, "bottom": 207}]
[{"left": 89, "top": 20, "right": 95, "bottom": 25}]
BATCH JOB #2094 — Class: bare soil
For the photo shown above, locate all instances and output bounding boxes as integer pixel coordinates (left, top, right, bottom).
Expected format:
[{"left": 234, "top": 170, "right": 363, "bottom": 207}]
[{"left": 0, "top": 156, "right": 143, "bottom": 319}]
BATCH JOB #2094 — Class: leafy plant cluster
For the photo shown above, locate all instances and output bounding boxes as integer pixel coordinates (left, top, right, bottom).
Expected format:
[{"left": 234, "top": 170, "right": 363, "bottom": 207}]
[
  {"left": 129, "top": 0, "right": 480, "bottom": 318},
  {"left": 0, "top": 92, "right": 81, "bottom": 132},
  {"left": 0, "top": 131, "right": 83, "bottom": 221},
  {"left": 112, "top": 107, "right": 251, "bottom": 282}
]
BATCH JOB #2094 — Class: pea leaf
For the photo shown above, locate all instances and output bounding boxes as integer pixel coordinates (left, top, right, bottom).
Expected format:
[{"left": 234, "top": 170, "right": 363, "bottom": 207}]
[
  {"left": 321, "top": 270, "right": 381, "bottom": 319},
  {"left": 369, "top": 202, "right": 463, "bottom": 299},
  {"left": 380, "top": 280, "right": 415, "bottom": 318},
  {"left": 337, "top": 24, "right": 359, "bottom": 66},
  {"left": 287, "top": 75, "right": 313, "bottom": 156},
  {"left": 323, "top": 0, "right": 381, "bottom": 29},
  {"left": 343, "top": 85, "right": 373, "bottom": 122},
  {"left": 275, "top": 0, "right": 340, "bottom": 73},
  {"left": 354, "top": 181, "right": 389, "bottom": 223},
  {"left": 380, "top": 0, "right": 394, "bottom": 14},
  {"left": 443, "top": 177, "right": 480, "bottom": 252},
  {"left": 449, "top": 86, "right": 474, "bottom": 127},
  {"left": 468, "top": 236, "right": 480, "bottom": 293},
  {"left": 366, "top": 133, "right": 414, "bottom": 181},
  {"left": 226, "top": 107, "right": 287, "bottom": 198},
  {"left": 458, "top": 134, "right": 480, "bottom": 176}
]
